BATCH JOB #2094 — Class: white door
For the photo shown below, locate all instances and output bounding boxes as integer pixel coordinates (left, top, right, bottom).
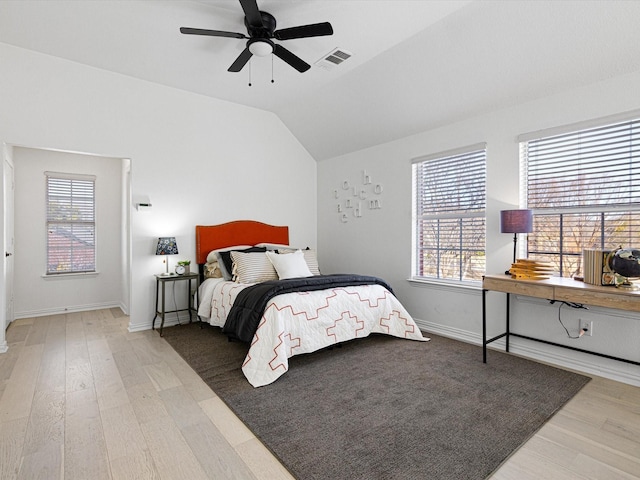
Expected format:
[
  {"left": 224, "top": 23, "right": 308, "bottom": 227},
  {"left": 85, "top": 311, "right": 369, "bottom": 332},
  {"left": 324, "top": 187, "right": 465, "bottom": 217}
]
[{"left": 3, "top": 151, "right": 15, "bottom": 331}]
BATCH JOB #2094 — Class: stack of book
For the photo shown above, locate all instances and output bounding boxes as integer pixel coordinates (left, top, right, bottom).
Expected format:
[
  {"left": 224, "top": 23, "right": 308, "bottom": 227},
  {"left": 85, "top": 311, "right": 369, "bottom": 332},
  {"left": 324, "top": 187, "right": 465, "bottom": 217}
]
[
  {"left": 583, "top": 249, "right": 616, "bottom": 286},
  {"left": 509, "top": 259, "right": 554, "bottom": 279}
]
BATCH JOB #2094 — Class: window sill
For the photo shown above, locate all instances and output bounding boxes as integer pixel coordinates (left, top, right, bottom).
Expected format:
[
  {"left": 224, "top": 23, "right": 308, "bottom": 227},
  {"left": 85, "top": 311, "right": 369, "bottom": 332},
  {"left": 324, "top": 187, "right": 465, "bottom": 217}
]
[
  {"left": 407, "top": 277, "right": 482, "bottom": 293},
  {"left": 42, "top": 271, "right": 100, "bottom": 280}
]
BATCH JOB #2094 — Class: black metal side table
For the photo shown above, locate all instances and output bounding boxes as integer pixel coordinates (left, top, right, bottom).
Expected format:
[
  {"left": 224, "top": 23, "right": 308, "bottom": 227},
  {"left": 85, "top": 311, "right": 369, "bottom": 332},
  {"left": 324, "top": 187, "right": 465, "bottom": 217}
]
[{"left": 152, "top": 272, "right": 199, "bottom": 336}]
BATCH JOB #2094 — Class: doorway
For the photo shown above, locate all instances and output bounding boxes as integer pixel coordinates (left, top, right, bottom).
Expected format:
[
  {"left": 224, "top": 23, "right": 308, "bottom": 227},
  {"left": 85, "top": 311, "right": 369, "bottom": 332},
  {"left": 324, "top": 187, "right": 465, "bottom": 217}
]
[{"left": 1, "top": 144, "right": 131, "bottom": 347}]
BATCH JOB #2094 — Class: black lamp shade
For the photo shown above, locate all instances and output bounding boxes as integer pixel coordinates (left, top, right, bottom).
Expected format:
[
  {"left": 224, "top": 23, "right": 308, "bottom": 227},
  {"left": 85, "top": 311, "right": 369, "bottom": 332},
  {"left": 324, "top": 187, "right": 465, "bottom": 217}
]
[
  {"left": 155, "top": 237, "right": 178, "bottom": 255},
  {"left": 500, "top": 209, "right": 533, "bottom": 234}
]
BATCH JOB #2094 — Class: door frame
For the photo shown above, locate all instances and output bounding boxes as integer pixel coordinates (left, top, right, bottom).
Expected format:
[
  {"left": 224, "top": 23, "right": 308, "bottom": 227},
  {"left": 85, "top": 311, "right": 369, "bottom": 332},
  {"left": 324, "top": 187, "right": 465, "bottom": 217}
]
[
  {"left": 1, "top": 143, "right": 14, "bottom": 353},
  {"left": 0, "top": 143, "right": 132, "bottom": 353}
]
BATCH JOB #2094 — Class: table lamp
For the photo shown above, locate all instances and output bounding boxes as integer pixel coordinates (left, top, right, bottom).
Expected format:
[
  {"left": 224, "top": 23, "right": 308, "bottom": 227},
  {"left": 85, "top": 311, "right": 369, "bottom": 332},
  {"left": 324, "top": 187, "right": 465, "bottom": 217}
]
[
  {"left": 500, "top": 209, "right": 533, "bottom": 271},
  {"left": 155, "top": 237, "right": 178, "bottom": 276}
]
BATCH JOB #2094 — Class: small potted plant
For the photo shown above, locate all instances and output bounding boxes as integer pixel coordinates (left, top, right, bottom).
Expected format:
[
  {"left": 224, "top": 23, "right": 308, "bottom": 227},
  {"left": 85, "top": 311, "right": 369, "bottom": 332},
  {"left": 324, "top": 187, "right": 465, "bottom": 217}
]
[{"left": 176, "top": 260, "right": 191, "bottom": 275}]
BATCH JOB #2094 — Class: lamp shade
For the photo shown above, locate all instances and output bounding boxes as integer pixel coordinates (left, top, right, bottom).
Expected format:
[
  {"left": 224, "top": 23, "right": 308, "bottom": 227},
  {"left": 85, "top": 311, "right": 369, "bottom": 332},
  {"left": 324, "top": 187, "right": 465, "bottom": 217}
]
[
  {"left": 155, "top": 237, "right": 178, "bottom": 255},
  {"left": 248, "top": 39, "right": 273, "bottom": 57},
  {"left": 500, "top": 209, "right": 533, "bottom": 234}
]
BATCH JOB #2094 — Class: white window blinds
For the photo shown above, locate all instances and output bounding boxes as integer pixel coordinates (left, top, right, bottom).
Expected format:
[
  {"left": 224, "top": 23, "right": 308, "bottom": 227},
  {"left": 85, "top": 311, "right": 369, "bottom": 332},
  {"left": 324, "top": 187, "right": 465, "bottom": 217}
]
[
  {"left": 46, "top": 172, "right": 96, "bottom": 274},
  {"left": 412, "top": 144, "right": 486, "bottom": 282},
  {"left": 520, "top": 117, "right": 640, "bottom": 277},
  {"left": 523, "top": 118, "right": 640, "bottom": 210}
]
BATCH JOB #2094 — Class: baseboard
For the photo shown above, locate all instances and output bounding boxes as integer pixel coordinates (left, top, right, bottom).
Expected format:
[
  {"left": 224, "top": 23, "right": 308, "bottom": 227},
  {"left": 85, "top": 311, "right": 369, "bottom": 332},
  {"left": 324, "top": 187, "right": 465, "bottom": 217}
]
[
  {"left": 414, "top": 318, "right": 640, "bottom": 387},
  {"left": 128, "top": 312, "right": 196, "bottom": 333},
  {"left": 0, "top": 341, "right": 7, "bottom": 353},
  {"left": 14, "top": 302, "right": 123, "bottom": 319},
  {"left": 118, "top": 302, "right": 129, "bottom": 316}
]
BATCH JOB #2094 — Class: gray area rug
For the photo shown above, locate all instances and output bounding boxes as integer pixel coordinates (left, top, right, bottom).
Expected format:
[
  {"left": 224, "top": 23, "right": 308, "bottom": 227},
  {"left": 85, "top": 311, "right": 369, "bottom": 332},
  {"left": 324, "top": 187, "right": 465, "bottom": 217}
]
[{"left": 162, "top": 322, "right": 590, "bottom": 480}]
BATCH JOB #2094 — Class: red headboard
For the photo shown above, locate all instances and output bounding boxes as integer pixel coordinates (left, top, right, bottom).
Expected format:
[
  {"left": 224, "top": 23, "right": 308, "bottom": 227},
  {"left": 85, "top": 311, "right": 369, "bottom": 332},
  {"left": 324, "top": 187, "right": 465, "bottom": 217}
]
[{"left": 195, "top": 220, "right": 289, "bottom": 265}]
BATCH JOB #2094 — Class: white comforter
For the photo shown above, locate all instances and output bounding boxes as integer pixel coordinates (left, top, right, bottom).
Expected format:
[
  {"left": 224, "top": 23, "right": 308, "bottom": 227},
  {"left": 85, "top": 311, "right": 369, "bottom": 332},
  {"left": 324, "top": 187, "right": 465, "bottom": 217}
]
[{"left": 198, "top": 278, "right": 428, "bottom": 387}]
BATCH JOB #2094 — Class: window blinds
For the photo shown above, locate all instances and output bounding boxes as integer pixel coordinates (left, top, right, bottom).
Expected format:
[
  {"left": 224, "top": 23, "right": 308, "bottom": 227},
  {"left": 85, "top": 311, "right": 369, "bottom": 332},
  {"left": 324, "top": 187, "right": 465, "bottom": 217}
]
[
  {"left": 46, "top": 173, "right": 96, "bottom": 274},
  {"left": 523, "top": 119, "right": 640, "bottom": 211},
  {"left": 412, "top": 145, "right": 486, "bottom": 282},
  {"left": 413, "top": 145, "right": 486, "bottom": 217}
]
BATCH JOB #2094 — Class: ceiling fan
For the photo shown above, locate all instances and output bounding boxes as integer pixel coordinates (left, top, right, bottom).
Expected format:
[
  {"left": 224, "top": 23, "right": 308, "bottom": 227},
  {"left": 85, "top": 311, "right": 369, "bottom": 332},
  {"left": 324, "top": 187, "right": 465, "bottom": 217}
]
[{"left": 180, "top": 0, "right": 333, "bottom": 73}]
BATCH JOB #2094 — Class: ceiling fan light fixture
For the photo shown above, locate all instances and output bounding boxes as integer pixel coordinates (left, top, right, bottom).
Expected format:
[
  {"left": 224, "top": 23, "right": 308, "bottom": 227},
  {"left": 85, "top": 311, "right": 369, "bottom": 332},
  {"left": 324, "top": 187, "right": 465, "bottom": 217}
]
[{"left": 248, "top": 39, "right": 273, "bottom": 57}]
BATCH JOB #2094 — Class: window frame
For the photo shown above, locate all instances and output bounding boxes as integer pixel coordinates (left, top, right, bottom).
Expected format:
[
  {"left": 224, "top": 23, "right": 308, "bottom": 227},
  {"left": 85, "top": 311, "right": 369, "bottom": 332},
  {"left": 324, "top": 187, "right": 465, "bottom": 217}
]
[
  {"left": 45, "top": 171, "right": 97, "bottom": 276},
  {"left": 411, "top": 143, "right": 487, "bottom": 285},
  {"left": 519, "top": 112, "right": 640, "bottom": 278}
]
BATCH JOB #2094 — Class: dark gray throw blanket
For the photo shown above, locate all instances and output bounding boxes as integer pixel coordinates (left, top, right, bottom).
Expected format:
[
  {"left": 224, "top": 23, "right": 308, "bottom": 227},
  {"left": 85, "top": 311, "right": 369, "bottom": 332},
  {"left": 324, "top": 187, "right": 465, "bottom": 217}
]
[{"left": 222, "top": 274, "right": 394, "bottom": 342}]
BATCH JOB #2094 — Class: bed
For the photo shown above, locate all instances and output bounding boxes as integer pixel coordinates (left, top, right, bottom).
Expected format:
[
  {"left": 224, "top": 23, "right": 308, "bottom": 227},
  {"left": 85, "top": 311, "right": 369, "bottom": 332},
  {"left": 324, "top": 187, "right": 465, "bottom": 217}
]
[{"left": 196, "top": 220, "right": 428, "bottom": 387}]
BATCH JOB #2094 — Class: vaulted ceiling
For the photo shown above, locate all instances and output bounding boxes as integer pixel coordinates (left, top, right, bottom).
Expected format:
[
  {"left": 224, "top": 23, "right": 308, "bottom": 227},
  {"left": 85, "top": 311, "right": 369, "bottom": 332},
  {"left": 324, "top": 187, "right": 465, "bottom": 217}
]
[{"left": 2, "top": 0, "right": 640, "bottom": 160}]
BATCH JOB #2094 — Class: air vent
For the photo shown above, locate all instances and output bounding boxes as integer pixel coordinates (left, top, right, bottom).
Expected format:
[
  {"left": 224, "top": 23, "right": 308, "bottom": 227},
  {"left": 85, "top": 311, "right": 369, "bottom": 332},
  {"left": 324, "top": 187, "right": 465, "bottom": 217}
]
[{"left": 315, "top": 48, "right": 352, "bottom": 70}]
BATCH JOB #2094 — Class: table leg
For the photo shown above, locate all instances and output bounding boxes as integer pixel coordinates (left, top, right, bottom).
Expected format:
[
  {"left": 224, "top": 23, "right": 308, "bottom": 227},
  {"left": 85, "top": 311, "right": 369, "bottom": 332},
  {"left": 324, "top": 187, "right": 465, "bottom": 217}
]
[
  {"left": 152, "top": 277, "right": 159, "bottom": 330},
  {"left": 188, "top": 278, "right": 194, "bottom": 323},
  {"left": 160, "top": 281, "right": 166, "bottom": 336},
  {"left": 482, "top": 289, "right": 487, "bottom": 363},
  {"left": 505, "top": 292, "right": 510, "bottom": 353}
]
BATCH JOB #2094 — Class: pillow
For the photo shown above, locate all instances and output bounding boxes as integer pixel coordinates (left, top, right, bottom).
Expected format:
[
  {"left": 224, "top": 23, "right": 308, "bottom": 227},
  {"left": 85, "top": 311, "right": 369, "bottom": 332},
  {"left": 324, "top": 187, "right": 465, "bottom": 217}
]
[
  {"left": 278, "top": 248, "right": 321, "bottom": 275},
  {"left": 218, "top": 246, "right": 267, "bottom": 280},
  {"left": 203, "top": 260, "right": 223, "bottom": 279},
  {"left": 255, "top": 242, "right": 292, "bottom": 251},
  {"left": 231, "top": 251, "right": 278, "bottom": 284},
  {"left": 266, "top": 250, "right": 313, "bottom": 280},
  {"left": 206, "top": 245, "right": 252, "bottom": 280},
  {"left": 206, "top": 245, "right": 251, "bottom": 264}
]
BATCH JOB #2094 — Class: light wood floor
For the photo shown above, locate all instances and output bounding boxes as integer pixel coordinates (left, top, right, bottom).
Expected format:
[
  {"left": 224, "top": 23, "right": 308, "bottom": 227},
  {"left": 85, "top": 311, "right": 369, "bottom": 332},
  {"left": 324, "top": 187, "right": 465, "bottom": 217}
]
[{"left": 0, "top": 309, "right": 638, "bottom": 480}]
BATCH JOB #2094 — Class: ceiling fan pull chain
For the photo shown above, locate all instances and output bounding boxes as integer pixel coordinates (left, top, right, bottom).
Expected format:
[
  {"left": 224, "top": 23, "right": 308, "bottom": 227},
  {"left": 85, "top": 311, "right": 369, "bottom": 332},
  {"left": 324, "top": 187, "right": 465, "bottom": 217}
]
[
  {"left": 271, "top": 54, "right": 275, "bottom": 84},
  {"left": 248, "top": 60, "right": 252, "bottom": 87}
]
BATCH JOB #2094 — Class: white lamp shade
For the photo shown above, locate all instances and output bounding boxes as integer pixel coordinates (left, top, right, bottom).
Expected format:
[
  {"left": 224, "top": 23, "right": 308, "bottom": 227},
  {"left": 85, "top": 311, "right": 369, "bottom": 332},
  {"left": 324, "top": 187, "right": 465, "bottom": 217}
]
[{"left": 249, "top": 40, "right": 273, "bottom": 57}]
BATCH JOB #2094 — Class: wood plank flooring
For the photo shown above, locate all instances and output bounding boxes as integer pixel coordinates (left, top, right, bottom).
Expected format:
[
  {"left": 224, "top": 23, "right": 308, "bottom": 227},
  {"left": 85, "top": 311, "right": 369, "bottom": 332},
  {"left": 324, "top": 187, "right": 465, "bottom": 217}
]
[{"left": 0, "top": 309, "right": 638, "bottom": 479}]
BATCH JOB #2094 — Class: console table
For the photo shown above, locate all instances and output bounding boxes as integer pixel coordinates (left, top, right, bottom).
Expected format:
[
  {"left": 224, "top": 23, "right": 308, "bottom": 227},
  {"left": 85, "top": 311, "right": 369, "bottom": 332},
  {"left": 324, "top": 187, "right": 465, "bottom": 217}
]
[{"left": 482, "top": 274, "right": 640, "bottom": 365}]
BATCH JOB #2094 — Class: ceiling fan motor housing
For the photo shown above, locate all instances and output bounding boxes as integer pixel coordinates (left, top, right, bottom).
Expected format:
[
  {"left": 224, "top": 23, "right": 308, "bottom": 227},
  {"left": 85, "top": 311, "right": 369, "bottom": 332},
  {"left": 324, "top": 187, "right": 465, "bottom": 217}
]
[{"left": 245, "top": 11, "right": 276, "bottom": 38}]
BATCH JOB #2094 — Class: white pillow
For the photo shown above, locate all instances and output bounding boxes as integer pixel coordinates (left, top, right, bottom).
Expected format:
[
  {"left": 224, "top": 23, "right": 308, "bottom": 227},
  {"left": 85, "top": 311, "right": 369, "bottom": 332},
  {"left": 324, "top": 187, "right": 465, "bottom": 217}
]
[
  {"left": 231, "top": 251, "right": 278, "bottom": 284},
  {"left": 277, "top": 248, "right": 321, "bottom": 275},
  {"left": 266, "top": 250, "right": 313, "bottom": 280}
]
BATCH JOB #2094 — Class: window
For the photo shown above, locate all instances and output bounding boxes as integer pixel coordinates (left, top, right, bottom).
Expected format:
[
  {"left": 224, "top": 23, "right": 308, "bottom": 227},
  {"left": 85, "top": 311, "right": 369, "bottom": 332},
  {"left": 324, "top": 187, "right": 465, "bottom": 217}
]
[
  {"left": 521, "top": 116, "right": 640, "bottom": 278},
  {"left": 412, "top": 144, "right": 486, "bottom": 283},
  {"left": 46, "top": 172, "right": 96, "bottom": 275}
]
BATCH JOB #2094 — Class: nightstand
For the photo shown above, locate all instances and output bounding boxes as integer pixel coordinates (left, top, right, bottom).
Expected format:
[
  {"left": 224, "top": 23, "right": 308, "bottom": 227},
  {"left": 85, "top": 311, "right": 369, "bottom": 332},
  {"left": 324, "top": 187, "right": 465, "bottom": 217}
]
[{"left": 152, "top": 272, "right": 199, "bottom": 336}]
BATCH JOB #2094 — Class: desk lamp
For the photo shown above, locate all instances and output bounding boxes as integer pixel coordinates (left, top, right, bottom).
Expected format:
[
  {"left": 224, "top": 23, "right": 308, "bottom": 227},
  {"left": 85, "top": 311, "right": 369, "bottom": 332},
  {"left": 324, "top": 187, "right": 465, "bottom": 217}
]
[
  {"left": 500, "top": 209, "right": 533, "bottom": 272},
  {"left": 155, "top": 237, "right": 178, "bottom": 276}
]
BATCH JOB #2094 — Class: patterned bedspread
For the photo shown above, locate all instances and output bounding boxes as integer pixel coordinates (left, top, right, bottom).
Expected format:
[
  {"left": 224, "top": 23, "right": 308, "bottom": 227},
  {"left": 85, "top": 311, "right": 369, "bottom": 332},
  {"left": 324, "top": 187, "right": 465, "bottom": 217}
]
[{"left": 198, "top": 278, "right": 428, "bottom": 387}]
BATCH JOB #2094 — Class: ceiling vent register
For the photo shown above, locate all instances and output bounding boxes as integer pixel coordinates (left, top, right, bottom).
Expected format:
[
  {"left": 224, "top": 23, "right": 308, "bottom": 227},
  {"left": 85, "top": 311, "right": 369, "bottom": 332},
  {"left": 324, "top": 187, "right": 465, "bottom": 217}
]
[{"left": 315, "top": 48, "right": 352, "bottom": 70}]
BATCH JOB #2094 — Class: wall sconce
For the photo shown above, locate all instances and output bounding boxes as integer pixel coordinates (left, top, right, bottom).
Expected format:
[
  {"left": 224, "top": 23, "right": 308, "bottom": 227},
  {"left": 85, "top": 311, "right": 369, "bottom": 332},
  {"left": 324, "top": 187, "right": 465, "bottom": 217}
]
[{"left": 155, "top": 237, "right": 178, "bottom": 276}]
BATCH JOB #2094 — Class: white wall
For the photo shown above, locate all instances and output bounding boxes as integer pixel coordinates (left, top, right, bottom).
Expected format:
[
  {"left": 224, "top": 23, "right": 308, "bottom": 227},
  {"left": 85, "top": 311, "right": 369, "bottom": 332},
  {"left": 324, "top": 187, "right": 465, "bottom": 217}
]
[
  {"left": 0, "top": 42, "right": 317, "bottom": 338},
  {"left": 13, "top": 147, "right": 125, "bottom": 316},
  {"left": 318, "top": 70, "right": 640, "bottom": 386}
]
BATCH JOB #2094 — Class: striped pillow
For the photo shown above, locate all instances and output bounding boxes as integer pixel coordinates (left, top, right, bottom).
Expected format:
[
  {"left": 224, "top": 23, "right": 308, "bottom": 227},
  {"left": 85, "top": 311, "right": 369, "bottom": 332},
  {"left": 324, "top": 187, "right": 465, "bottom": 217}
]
[
  {"left": 231, "top": 251, "right": 278, "bottom": 284},
  {"left": 278, "top": 248, "right": 321, "bottom": 275}
]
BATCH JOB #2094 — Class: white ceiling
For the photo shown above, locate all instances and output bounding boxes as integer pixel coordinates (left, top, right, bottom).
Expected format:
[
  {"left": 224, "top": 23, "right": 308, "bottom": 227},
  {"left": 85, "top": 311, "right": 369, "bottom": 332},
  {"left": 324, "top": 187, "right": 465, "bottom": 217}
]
[{"left": 2, "top": 0, "right": 640, "bottom": 160}]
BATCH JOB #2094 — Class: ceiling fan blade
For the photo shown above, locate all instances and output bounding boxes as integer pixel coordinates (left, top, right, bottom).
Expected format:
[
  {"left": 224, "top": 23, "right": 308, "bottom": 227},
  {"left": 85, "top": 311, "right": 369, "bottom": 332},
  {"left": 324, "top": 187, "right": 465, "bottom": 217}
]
[
  {"left": 273, "top": 44, "right": 310, "bottom": 73},
  {"left": 228, "top": 47, "right": 253, "bottom": 72},
  {"left": 239, "top": 0, "right": 263, "bottom": 28},
  {"left": 180, "top": 27, "right": 247, "bottom": 39},
  {"left": 274, "top": 22, "right": 333, "bottom": 41}
]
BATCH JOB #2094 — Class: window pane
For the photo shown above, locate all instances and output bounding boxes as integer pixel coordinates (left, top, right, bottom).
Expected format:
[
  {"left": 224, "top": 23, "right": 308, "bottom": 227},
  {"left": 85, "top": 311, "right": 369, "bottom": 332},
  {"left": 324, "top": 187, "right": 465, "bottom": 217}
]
[
  {"left": 413, "top": 146, "right": 486, "bottom": 283},
  {"left": 523, "top": 117, "right": 640, "bottom": 277},
  {"left": 46, "top": 175, "right": 96, "bottom": 274}
]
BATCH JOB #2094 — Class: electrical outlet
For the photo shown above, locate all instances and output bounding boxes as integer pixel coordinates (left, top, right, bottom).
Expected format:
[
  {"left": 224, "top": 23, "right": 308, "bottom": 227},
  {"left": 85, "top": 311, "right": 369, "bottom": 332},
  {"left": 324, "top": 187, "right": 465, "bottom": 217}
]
[{"left": 580, "top": 319, "right": 593, "bottom": 337}]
